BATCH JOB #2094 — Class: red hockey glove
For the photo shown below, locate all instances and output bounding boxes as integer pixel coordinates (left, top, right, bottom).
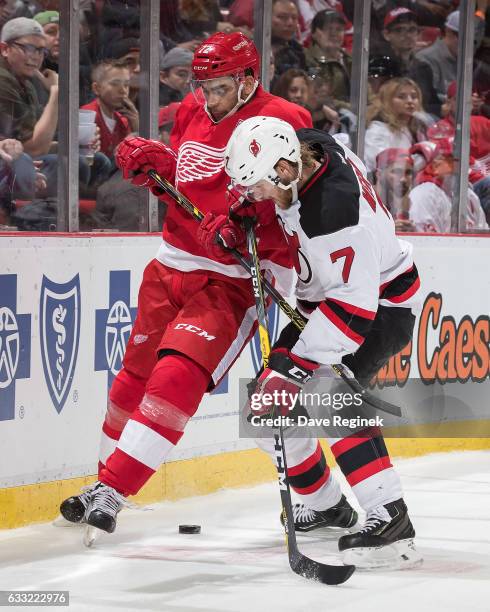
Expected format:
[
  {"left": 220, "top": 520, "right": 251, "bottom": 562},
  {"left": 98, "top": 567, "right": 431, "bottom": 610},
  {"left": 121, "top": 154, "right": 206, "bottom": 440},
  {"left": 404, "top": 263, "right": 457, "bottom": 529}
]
[
  {"left": 115, "top": 136, "right": 177, "bottom": 195},
  {"left": 197, "top": 212, "right": 246, "bottom": 258},
  {"left": 250, "top": 348, "right": 319, "bottom": 417}
]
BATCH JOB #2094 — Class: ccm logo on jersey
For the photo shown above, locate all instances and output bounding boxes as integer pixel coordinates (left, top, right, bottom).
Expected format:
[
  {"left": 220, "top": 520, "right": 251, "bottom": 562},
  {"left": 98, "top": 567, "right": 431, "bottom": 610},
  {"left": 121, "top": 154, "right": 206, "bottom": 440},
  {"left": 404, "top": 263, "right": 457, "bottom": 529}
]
[{"left": 174, "top": 323, "right": 216, "bottom": 341}]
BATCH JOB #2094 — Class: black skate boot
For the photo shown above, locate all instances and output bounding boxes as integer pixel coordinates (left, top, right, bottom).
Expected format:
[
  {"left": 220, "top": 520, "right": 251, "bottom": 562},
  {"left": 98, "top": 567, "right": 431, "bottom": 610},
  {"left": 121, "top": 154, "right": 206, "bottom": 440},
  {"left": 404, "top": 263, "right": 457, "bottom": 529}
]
[
  {"left": 59, "top": 481, "right": 100, "bottom": 524},
  {"left": 338, "top": 498, "right": 423, "bottom": 569},
  {"left": 281, "top": 494, "right": 358, "bottom": 532},
  {"left": 85, "top": 483, "right": 127, "bottom": 534}
]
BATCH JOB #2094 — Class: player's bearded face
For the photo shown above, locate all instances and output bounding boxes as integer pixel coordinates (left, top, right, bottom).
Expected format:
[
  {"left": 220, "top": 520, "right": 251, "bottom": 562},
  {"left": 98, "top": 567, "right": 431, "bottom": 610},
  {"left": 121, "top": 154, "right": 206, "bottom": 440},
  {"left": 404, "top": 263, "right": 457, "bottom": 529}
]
[{"left": 195, "top": 76, "right": 241, "bottom": 121}]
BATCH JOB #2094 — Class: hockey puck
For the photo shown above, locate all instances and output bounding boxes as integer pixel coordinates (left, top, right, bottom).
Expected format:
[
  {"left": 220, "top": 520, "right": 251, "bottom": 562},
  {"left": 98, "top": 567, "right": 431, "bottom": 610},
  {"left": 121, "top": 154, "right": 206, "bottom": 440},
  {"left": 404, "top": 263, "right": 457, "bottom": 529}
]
[{"left": 178, "top": 524, "right": 201, "bottom": 534}]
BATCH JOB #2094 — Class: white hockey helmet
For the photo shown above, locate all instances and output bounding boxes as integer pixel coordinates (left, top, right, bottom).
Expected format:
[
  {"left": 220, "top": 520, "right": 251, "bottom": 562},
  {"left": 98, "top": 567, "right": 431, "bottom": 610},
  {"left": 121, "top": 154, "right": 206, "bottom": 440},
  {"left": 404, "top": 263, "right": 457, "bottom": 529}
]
[{"left": 224, "top": 116, "right": 301, "bottom": 195}]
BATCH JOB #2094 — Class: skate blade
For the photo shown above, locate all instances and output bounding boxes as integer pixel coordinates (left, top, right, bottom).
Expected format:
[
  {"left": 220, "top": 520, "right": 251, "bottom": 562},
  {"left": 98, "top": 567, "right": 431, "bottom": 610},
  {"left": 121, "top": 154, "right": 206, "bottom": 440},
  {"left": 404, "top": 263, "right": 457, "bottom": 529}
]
[
  {"left": 83, "top": 525, "right": 100, "bottom": 548},
  {"left": 342, "top": 538, "right": 423, "bottom": 570},
  {"left": 52, "top": 514, "right": 85, "bottom": 528}
]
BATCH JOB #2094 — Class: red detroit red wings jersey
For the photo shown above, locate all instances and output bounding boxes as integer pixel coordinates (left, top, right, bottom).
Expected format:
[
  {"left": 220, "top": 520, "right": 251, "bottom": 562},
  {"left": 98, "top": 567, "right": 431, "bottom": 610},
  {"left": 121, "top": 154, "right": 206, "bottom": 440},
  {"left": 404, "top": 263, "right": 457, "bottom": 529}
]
[{"left": 155, "top": 86, "right": 312, "bottom": 295}]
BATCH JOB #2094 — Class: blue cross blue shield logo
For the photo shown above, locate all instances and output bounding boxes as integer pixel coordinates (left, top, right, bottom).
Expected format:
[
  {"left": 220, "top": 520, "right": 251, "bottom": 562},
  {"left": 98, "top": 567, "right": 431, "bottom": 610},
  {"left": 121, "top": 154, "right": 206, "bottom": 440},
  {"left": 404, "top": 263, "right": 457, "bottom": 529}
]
[
  {"left": 0, "top": 275, "right": 31, "bottom": 421},
  {"left": 250, "top": 303, "right": 281, "bottom": 374},
  {"left": 39, "top": 274, "right": 81, "bottom": 414},
  {"left": 95, "top": 271, "right": 137, "bottom": 392}
]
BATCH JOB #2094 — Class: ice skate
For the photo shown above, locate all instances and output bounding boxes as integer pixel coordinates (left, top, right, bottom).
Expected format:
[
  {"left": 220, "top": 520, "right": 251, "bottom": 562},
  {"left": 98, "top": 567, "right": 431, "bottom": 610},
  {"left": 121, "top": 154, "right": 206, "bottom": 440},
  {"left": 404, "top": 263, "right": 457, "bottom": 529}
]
[
  {"left": 84, "top": 483, "right": 127, "bottom": 534},
  {"left": 281, "top": 494, "right": 358, "bottom": 533},
  {"left": 338, "top": 498, "right": 423, "bottom": 569},
  {"left": 58, "top": 481, "right": 100, "bottom": 525}
]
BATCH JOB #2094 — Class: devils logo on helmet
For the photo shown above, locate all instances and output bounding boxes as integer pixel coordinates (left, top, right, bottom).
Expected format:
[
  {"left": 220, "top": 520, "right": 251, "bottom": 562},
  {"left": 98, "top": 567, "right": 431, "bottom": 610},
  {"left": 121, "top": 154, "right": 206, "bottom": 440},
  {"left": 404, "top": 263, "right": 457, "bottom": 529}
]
[{"left": 249, "top": 139, "right": 261, "bottom": 157}]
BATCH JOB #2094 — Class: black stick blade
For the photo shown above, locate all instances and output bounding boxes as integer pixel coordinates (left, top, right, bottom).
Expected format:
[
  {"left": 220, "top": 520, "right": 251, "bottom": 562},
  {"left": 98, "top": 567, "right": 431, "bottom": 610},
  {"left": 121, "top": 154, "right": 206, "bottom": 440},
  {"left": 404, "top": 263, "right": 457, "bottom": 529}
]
[{"left": 291, "top": 554, "right": 355, "bottom": 585}]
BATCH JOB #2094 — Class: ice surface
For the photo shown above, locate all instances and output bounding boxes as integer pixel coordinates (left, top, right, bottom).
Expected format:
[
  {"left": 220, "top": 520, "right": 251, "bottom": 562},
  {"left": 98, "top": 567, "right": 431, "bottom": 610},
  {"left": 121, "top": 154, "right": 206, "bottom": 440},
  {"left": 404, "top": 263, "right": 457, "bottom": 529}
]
[{"left": 1, "top": 451, "right": 489, "bottom": 612}]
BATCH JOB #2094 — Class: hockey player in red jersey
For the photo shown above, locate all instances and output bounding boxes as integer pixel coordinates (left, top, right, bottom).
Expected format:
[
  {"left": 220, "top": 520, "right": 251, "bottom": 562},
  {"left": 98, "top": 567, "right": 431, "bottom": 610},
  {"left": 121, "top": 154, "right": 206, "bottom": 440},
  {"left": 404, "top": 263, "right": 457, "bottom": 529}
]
[
  {"left": 198, "top": 116, "right": 423, "bottom": 569},
  {"left": 59, "top": 33, "right": 314, "bottom": 535}
]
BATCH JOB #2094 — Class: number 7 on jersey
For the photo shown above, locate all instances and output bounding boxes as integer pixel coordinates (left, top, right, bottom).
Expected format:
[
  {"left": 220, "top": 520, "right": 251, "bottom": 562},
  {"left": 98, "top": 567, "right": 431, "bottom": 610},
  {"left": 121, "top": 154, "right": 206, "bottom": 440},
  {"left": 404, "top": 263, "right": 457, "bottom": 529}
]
[{"left": 330, "top": 246, "right": 355, "bottom": 283}]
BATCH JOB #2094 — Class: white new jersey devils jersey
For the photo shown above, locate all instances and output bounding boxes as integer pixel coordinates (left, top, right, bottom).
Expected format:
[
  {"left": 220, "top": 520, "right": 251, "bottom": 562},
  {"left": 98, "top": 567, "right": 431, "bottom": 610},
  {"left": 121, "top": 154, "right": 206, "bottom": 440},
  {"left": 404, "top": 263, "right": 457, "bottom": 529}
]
[{"left": 276, "top": 130, "right": 421, "bottom": 366}]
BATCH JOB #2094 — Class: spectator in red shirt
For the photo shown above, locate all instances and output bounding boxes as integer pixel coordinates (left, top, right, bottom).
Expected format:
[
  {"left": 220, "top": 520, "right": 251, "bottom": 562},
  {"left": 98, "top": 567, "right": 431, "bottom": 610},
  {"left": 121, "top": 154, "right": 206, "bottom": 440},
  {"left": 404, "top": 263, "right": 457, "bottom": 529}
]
[{"left": 81, "top": 61, "right": 138, "bottom": 161}]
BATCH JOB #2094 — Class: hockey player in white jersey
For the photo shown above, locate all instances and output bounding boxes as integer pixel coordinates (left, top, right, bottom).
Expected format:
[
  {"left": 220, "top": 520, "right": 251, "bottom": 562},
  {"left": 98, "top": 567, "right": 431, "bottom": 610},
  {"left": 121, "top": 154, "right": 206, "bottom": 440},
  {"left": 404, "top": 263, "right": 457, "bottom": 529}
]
[{"left": 197, "top": 117, "right": 423, "bottom": 569}]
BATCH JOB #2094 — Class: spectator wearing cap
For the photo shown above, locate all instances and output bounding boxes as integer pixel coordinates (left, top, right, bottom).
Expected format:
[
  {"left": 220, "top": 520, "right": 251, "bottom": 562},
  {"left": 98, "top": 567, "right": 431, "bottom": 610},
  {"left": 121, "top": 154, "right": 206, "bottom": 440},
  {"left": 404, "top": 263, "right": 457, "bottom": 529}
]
[
  {"left": 295, "top": 0, "right": 345, "bottom": 43},
  {"left": 80, "top": 61, "right": 137, "bottom": 161},
  {"left": 33, "top": 10, "right": 58, "bottom": 69},
  {"left": 414, "top": 10, "right": 485, "bottom": 116},
  {"left": 365, "top": 77, "right": 427, "bottom": 174},
  {"left": 158, "top": 102, "right": 181, "bottom": 144},
  {"left": 410, "top": 138, "right": 488, "bottom": 232},
  {"left": 0, "top": 17, "right": 58, "bottom": 157},
  {"left": 271, "top": 0, "right": 307, "bottom": 77},
  {"left": 374, "top": 147, "right": 415, "bottom": 232},
  {"left": 372, "top": 8, "right": 441, "bottom": 117},
  {"left": 31, "top": 10, "right": 59, "bottom": 106},
  {"left": 378, "top": 8, "right": 419, "bottom": 71},
  {"left": 369, "top": 0, "right": 451, "bottom": 56},
  {"left": 305, "top": 10, "right": 351, "bottom": 106},
  {"left": 159, "top": 47, "right": 193, "bottom": 107}
]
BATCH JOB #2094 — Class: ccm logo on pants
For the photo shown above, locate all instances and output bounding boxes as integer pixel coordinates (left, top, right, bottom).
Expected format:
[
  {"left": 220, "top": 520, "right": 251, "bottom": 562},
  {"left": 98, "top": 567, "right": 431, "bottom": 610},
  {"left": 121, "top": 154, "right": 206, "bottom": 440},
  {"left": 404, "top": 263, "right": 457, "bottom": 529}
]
[{"left": 174, "top": 323, "right": 216, "bottom": 341}]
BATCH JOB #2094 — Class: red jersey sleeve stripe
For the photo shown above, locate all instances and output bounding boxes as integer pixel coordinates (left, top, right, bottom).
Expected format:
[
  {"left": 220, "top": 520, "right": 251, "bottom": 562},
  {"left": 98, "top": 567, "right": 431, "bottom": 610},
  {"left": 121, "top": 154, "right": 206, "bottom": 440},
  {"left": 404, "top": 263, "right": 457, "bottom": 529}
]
[
  {"left": 327, "top": 297, "right": 377, "bottom": 320},
  {"left": 319, "top": 302, "right": 365, "bottom": 345}
]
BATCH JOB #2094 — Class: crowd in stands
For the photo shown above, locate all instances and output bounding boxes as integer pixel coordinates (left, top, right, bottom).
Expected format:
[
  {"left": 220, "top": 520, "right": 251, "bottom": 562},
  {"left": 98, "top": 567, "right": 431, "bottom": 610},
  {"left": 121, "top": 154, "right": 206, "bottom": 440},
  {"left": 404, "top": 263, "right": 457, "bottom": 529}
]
[{"left": 0, "top": 0, "right": 489, "bottom": 232}]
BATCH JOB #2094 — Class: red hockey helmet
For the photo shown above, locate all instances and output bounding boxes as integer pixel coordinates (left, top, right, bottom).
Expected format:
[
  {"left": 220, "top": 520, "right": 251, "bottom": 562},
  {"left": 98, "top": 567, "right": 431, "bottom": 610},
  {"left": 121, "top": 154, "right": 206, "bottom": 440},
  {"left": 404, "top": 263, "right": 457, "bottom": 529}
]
[{"left": 191, "top": 32, "right": 260, "bottom": 81}]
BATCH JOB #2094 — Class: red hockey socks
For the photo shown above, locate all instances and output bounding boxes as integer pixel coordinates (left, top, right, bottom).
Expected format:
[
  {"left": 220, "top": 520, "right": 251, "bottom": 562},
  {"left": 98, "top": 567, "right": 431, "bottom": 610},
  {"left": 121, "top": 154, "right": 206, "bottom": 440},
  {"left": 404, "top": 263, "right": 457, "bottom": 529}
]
[
  {"left": 100, "top": 354, "right": 210, "bottom": 496},
  {"left": 99, "top": 368, "right": 146, "bottom": 475}
]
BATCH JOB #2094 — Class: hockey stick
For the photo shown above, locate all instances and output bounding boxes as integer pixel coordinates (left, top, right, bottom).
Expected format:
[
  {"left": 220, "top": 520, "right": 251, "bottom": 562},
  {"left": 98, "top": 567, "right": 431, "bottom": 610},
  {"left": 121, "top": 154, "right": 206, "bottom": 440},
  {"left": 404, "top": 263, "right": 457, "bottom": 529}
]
[
  {"left": 243, "top": 216, "right": 355, "bottom": 585},
  {"left": 147, "top": 170, "right": 401, "bottom": 418}
]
